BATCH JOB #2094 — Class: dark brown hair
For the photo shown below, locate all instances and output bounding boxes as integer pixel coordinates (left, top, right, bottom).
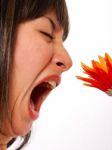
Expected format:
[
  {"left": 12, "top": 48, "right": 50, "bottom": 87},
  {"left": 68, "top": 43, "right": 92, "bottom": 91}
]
[{"left": 0, "top": 0, "right": 69, "bottom": 149}]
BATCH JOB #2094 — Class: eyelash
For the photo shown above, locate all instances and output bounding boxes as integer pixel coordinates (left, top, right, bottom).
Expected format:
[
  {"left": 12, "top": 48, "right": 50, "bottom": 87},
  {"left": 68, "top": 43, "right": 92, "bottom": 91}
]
[{"left": 40, "top": 31, "right": 54, "bottom": 40}]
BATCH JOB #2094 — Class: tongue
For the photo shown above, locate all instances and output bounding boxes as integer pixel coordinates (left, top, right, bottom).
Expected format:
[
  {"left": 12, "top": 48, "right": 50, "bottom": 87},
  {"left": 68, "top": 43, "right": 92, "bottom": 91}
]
[
  {"left": 29, "top": 100, "right": 39, "bottom": 119},
  {"left": 30, "top": 83, "right": 51, "bottom": 111},
  {"left": 31, "top": 85, "right": 44, "bottom": 106},
  {"left": 30, "top": 100, "right": 35, "bottom": 110}
]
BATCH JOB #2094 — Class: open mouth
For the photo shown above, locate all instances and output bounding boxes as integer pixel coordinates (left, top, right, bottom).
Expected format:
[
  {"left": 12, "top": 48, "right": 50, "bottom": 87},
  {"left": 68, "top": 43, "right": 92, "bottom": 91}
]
[{"left": 29, "top": 80, "right": 57, "bottom": 116}]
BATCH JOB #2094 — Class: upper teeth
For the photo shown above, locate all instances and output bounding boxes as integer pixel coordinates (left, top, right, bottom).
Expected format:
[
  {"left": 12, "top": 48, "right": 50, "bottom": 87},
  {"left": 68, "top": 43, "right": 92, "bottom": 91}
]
[{"left": 45, "top": 80, "right": 57, "bottom": 89}]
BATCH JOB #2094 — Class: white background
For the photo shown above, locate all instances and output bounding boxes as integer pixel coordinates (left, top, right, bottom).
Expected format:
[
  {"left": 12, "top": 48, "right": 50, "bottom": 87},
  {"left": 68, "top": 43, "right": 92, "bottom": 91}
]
[{"left": 9, "top": 0, "right": 112, "bottom": 150}]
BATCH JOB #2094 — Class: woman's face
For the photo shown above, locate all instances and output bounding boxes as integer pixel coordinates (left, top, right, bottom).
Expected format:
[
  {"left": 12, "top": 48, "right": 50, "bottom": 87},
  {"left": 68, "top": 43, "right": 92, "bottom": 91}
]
[{"left": 4, "top": 11, "right": 72, "bottom": 137}]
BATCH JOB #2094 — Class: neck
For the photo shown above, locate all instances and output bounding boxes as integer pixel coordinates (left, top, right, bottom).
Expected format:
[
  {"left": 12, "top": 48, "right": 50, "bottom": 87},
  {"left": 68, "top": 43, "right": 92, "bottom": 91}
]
[
  {"left": 0, "top": 144, "right": 7, "bottom": 150},
  {"left": 0, "top": 132, "right": 12, "bottom": 150}
]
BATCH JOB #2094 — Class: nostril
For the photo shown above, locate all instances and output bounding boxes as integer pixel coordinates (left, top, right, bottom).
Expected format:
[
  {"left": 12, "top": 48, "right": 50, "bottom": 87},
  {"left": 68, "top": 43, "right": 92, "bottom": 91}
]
[{"left": 56, "top": 62, "right": 65, "bottom": 67}]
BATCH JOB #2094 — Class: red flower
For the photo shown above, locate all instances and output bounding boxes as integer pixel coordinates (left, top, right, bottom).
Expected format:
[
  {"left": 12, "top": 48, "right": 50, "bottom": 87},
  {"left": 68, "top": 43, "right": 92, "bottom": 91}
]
[{"left": 76, "top": 53, "right": 112, "bottom": 95}]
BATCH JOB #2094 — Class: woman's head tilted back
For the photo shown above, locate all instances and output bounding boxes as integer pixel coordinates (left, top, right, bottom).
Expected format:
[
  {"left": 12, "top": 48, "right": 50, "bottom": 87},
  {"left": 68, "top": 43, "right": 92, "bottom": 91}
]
[{"left": 0, "top": 0, "right": 72, "bottom": 149}]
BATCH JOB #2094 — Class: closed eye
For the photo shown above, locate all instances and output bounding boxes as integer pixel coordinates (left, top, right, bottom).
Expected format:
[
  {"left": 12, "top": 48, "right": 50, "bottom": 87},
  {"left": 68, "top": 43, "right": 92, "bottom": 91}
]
[{"left": 40, "top": 31, "right": 54, "bottom": 40}]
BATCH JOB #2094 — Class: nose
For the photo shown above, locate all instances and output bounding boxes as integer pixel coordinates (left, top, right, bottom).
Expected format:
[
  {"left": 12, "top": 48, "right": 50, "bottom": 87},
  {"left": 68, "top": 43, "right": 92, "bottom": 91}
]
[{"left": 52, "top": 44, "right": 73, "bottom": 72}]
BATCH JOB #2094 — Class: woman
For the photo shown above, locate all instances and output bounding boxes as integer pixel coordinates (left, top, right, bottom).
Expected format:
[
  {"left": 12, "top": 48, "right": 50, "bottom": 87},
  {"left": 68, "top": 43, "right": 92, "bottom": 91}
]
[{"left": 0, "top": 0, "right": 72, "bottom": 149}]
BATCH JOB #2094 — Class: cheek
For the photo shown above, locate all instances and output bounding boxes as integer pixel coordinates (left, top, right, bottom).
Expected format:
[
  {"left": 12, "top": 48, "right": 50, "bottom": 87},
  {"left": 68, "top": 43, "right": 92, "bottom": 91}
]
[
  {"left": 9, "top": 39, "right": 53, "bottom": 111},
  {"left": 13, "top": 39, "right": 53, "bottom": 80},
  {"left": 9, "top": 40, "right": 53, "bottom": 105}
]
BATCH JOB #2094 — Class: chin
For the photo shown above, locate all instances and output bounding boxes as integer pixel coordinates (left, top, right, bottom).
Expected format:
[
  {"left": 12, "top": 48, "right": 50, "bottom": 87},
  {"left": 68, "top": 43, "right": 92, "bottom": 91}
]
[{"left": 11, "top": 121, "right": 32, "bottom": 137}]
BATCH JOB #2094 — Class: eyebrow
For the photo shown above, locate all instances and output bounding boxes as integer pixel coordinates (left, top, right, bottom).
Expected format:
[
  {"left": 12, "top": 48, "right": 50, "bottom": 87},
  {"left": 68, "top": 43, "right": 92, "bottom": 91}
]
[
  {"left": 44, "top": 16, "right": 56, "bottom": 31},
  {"left": 44, "top": 16, "right": 65, "bottom": 41}
]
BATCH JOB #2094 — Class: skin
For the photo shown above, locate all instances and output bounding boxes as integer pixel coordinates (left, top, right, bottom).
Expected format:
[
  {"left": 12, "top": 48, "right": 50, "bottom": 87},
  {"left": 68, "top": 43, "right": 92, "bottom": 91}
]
[{"left": 0, "top": 10, "right": 72, "bottom": 149}]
